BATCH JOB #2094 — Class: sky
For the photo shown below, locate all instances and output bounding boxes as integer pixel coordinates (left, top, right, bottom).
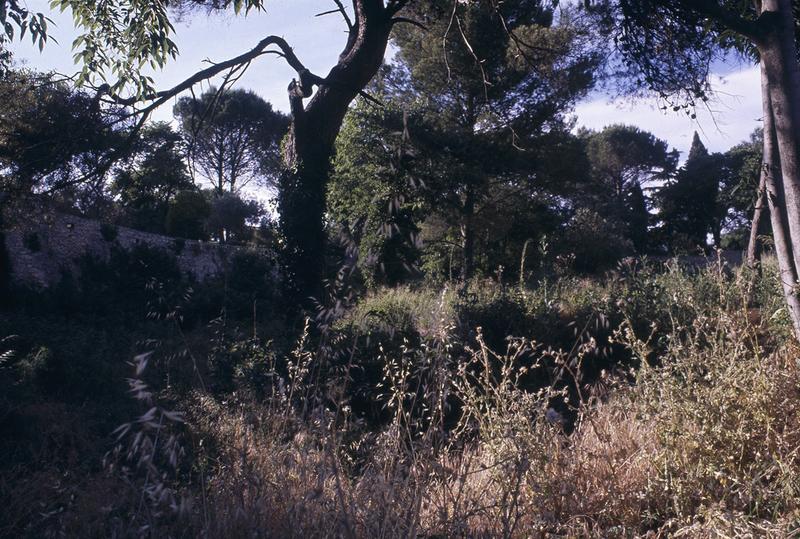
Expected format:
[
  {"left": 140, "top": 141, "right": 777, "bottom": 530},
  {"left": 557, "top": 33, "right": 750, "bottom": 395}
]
[{"left": 9, "top": 0, "right": 763, "bottom": 160}]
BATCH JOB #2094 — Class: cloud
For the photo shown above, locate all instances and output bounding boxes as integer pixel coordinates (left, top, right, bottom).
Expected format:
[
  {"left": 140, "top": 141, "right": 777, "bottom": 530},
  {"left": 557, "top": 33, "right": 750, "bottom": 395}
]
[{"left": 573, "top": 64, "right": 762, "bottom": 158}]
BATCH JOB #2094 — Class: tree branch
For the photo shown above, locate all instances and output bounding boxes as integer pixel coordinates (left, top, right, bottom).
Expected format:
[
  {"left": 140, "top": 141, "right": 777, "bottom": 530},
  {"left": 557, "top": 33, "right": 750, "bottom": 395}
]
[
  {"left": 316, "top": 0, "right": 353, "bottom": 31},
  {"left": 680, "top": 0, "right": 764, "bottom": 41},
  {"left": 104, "top": 35, "right": 311, "bottom": 110},
  {"left": 391, "top": 17, "right": 427, "bottom": 30}
]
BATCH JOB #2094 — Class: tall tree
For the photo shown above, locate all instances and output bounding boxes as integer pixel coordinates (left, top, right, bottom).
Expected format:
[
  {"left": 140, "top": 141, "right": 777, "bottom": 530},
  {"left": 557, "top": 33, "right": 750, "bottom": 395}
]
[
  {"left": 275, "top": 1, "right": 416, "bottom": 302},
  {"left": 657, "top": 133, "right": 723, "bottom": 252},
  {"left": 173, "top": 88, "right": 288, "bottom": 195},
  {"left": 381, "top": 0, "right": 598, "bottom": 282},
  {"left": 111, "top": 122, "right": 195, "bottom": 233},
  {"left": 580, "top": 124, "right": 677, "bottom": 253},
  {"left": 609, "top": 0, "right": 800, "bottom": 336},
  {"left": 7, "top": 0, "right": 418, "bottom": 304}
]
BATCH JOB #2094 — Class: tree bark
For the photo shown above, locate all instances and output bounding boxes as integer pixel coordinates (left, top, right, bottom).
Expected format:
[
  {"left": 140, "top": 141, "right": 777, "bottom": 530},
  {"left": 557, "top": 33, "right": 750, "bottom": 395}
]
[
  {"left": 278, "top": 0, "right": 396, "bottom": 304},
  {"left": 462, "top": 183, "right": 475, "bottom": 282},
  {"left": 760, "top": 64, "right": 800, "bottom": 337},
  {"left": 758, "top": 0, "right": 800, "bottom": 275},
  {"left": 745, "top": 173, "right": 768, "bottom": 269}
]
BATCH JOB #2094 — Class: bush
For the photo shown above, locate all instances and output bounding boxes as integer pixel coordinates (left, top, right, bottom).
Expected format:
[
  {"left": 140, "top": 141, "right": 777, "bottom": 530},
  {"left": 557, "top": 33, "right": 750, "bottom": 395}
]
[
  {"left": 99, "top": 222, "right": 118, "bottom": 242},
  {"left": 172, "top": 237, "right": 185, "bottom": 255},
  {"left": 22, "top": 231, "right": 40, "bottom": 252},
  {"left": 55, "top": 242, "right": 185, "bottom": 318},
  {"left": 165, "top": 190, "right": 210, "bottom": 240},
  {"left": 4, "top": 256, "right": 799, "bottom": 537},
  {"left": 562, "top": 209, "right": 633, "bottom": 273},
  {"left": 0, "top": 230, "right": 10, "bottom": 305},
  {"left": 206, "top": 193, "right": 262, "bottom": 243}
]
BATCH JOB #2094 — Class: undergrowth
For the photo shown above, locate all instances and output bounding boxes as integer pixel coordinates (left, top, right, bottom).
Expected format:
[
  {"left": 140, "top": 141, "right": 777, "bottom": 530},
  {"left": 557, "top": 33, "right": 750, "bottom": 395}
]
[{"left": 3, "top": 257, "right": 800, "bottom": 537}]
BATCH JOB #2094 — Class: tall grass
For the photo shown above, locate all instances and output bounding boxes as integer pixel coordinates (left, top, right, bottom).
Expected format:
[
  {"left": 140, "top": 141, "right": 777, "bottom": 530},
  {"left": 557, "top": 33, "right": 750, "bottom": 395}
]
[{"left": 4, "top": 257, "right": 800, "bottom": 537}]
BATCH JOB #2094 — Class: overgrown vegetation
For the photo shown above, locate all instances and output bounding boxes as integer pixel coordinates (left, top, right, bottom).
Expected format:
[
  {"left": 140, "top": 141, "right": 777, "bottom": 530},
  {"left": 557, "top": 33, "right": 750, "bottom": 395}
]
[
  {"left": 2, "top": 254, "right": 799, "bottom": 537},
  {"left": 5, "top": 0, "right": 800, "bottom": 536}
]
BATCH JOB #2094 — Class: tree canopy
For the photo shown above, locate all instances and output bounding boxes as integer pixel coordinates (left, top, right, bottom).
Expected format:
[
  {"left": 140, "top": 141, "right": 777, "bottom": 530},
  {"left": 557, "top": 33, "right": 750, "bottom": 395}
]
[{"left": 173, "top": 88, "right": 288, "bottom": 196}]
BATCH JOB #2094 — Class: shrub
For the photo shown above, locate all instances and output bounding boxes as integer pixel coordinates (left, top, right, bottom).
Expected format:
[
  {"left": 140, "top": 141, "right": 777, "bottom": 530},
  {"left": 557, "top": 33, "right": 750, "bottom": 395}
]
[
  {"left": 0, "top": 230, "right": 10, "bottom": 305},
  {"left": 71, "top": 242, "right": 183, "bottom": 317},
  {"left": 562, "top": 209, "right": 633, "bottom": 273},
  {"left": 165, "top": 190, "right": 210, "bottom": 240},
  {"left": 22, "top": 231, "right": 40, "bottom": 252},
  {"left": 172, "top": 237, "right": 185, "bottom": 255},
  {"left": 4, "top": 257, "right": 800, "bottom": 537},
  {"left": 206, "top": 193, "right": 262, "bottom": 243},
  {"left": 99, "top": 223, "right": 118, "bottom": 242}
]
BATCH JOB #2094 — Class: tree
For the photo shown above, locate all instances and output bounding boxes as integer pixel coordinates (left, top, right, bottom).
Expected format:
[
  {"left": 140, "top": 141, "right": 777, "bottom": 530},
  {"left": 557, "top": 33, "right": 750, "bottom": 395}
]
[
  {"left": 657, "top": 133, "right": 724, "bottom": 252},
  {"left": 274, "top": 1, "right": 415, "bottom": 302},
  {"left": 165, "top": 190, "right": 211, "bottom": 241},
  {"left": 381, "top": 0, "right": 598, "bottom": 282},
  {"left": 329, "top": 97, "right": 425, "bottom": 287},
  {"left": 111, "top": 122, "right": 195, "bottom": 233},
  {"left": 716, "top": 130, "right": 765, "bottom": 258},
  {"left": 206, "top": 192, "right": 263, "bottom": 243},
  {"left": 173, "top": 88, "right": 288, "bottom": 195},
  {"left": 7, "top": 0, "right": 419, "bottom": 304},
  {"left": 608, "top": 0, "right": 800, "bottom": 337},
  {"left": 0, "top": 68, "right": 126, "bottom": 199},
  {"left": 580, "top": 125, "right": 677, "bottom": 253}
]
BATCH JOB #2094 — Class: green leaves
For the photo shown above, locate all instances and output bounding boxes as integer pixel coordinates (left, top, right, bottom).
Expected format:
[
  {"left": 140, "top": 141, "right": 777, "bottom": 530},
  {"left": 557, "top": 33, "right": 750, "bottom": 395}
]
[
  {"left": 41, "top": 0, "right": 180, "bottom": 99},
  {"left": 1, "top": 1, "right": 51, "bottom": 50}
]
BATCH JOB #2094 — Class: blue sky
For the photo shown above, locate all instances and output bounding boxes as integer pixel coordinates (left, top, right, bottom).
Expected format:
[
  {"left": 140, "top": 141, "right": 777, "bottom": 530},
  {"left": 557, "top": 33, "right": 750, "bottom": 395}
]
[{"left": 10, "top": 0, "right": 762, "bottom": 159}]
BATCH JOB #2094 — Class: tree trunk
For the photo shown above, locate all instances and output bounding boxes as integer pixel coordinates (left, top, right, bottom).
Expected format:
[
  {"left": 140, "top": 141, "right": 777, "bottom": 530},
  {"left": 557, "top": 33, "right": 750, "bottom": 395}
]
[
  {"left": 745, "top": 173, "right": 768, "bottom": 269},
  {"left": 461, "top": 183, "right": 475, "bottom": 282},
  {"left": 711, "top": 226, "right": 721, "bottom": 250},
  {"left": 760, "top": 63, "right": 800, "bottom": 337},
  {"left": 278, "top": 0, "right": 394, "bottom": 304},
  {"left": 759, "top": 0, "right": 800, "bottom": 275}
]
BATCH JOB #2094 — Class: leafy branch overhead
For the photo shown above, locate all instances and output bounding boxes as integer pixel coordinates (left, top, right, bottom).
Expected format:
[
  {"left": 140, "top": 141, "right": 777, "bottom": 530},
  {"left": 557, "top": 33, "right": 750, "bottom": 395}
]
[{"left": 0, "top": 0, "right": 51, "bottom": 51}]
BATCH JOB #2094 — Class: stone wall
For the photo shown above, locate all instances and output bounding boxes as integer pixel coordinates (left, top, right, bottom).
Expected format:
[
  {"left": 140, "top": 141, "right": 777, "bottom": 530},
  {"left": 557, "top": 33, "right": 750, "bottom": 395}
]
[{"left": 3, "top": 213, "right": 251, "bottom": 288}]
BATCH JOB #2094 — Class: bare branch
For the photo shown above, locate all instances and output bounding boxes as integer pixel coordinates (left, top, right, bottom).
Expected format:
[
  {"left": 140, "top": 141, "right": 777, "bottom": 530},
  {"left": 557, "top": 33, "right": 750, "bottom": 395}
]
[
  {"left": 391, "top": 17, "right": 427, "bottom": 30},
  {"left": 455, "top": 14, "right": 491, "bottom": 102},
  {"left": 321, "top": 0, "right": 354, "bottom": 31},
  {"left": 104, "top": 35, "right": 311, "bottom": 110}
]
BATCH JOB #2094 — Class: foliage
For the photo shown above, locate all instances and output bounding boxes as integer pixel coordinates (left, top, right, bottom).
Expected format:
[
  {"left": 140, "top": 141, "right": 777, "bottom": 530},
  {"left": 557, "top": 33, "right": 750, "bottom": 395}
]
[
  {"left": 330, "top": 1, "right": 599, "bottom": 284},
  {"left": 329, "top": 97, "right": 425, "bottom": 287},
  {"left": 657, "top": 133, "right": 725, "bottom": 251},
  {"left": 579, "top": 124, "right": 678, "bottom": 252},
  {"left": 0, "top": 229, "right": 9, "bottom": 304},
  {"left": 562, "top": 208, "right": 633, "bottom": 272},
  {"left": 0, "top": 68, "right": 127, "bottom": 196},
  {"left": 718, "top": 128, "right": 763, "bottom": 242},
  {"left": 5, "top": 252, "right": 800, "bottom": 536},
  {"left": 0, "top": 1, "right": 50, "bottom": 50},
  {"left": 174, "top": 87, "right": 288, "bottom": 195},
  {"left": 111, "top": 122, "right": 195, "bottom": 233},
  {"left": 99, "top": 222, "right": 118, "bottom": 242},
  {"left": 6, "top": 1, "right": 800, "bottom": 535},
  {"left": 206, "top": 192, "right": 263, "bottom": 243},
  {"left": 164, "top": 190, "right": 211, "bottom": 241},
  {"left": 21, "top": 231, "right": 40, "bottom": 252},
  {"left": 386, "top": 0, "right": 599, "bottom": 280},
  {"left": 36, "top": 0, "right": 269, "bottom": 97}
]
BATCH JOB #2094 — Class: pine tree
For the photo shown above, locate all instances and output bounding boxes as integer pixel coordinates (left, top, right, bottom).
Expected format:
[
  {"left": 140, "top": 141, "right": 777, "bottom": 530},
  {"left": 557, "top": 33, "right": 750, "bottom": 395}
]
[{"left": 658, "top": 132, "right": 723, "bottom": 252}]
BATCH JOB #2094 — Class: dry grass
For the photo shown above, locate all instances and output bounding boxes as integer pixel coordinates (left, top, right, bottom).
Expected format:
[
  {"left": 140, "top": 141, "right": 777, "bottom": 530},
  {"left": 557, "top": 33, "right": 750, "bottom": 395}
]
[
  {"left": 7, "top": 260, "right": 800, "bottom": 537},
  {"left": 173, "top": 320, "right": 800, "bottom": 537}
]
